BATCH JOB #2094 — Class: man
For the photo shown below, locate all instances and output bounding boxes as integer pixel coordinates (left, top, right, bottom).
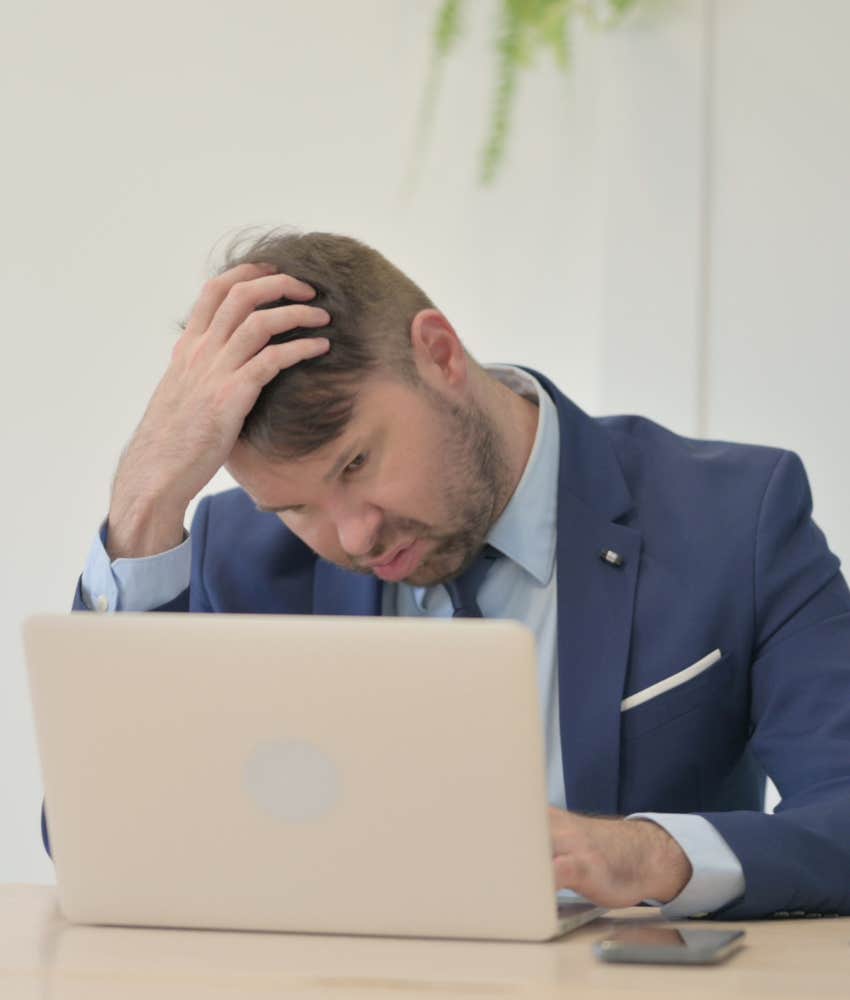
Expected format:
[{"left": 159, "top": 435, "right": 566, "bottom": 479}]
[{"left": 57, "top": 228, "right": 850, "bottom": 920}]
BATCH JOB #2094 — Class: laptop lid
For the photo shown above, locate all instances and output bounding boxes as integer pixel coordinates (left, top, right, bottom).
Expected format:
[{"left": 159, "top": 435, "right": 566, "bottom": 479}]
[{"left": 24, "top": 612, "right": 581, "bottom": 940}]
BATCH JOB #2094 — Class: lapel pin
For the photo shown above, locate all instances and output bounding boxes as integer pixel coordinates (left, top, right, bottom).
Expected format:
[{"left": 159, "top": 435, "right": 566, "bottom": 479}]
[{"left": 600, "top": 549, "right": 624, "bottom": 568}]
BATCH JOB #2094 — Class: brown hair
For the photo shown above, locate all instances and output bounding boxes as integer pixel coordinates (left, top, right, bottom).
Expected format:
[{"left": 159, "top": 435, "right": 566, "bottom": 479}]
[{"left": 215, "top": 226, "right": 435, "bottom": 459}]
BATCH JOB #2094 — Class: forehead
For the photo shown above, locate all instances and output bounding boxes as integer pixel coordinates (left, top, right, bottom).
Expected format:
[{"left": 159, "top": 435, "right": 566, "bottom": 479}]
[{"left": 226, "top": 377, "right": 431, "bottom": 498}]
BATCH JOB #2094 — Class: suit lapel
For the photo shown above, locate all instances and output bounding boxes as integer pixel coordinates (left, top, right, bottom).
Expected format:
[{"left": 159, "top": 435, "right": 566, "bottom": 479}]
[
  {"left": 312, "top": 559, "right": 384, "bottom": 616},
  {"left": 526, "top": 370, "right": 641, "bottom": 817},
  {"left": 554, "top": 497, "right": 640, "bottom": 815}
]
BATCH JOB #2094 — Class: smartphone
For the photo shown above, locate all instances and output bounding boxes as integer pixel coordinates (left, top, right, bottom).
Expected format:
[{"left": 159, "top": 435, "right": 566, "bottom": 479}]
[{"left": 593, "top": 925, "right": 745, "bottom": 964}]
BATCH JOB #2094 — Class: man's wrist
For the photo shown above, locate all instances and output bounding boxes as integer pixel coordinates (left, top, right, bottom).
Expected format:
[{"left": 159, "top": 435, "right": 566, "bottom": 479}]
[
  {"left": 107, "top": 488, "right": 187, "bottom": 560},
  {"left": 630, "top": 818, "right": 693, "bottom": 903}
]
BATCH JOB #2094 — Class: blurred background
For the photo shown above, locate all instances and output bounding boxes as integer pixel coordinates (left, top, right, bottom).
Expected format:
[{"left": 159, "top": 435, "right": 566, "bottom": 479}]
[{"left": 2, "top": 0, "right": 848, "bottom": 884}]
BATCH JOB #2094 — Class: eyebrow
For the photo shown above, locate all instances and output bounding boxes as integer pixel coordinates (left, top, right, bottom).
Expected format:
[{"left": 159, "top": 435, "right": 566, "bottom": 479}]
[
  {"left": 254, "top": 442, "right": 363, "bottom": 514},
  {"left": 323, "top": 443, "right": 361, "bottom": 484}
]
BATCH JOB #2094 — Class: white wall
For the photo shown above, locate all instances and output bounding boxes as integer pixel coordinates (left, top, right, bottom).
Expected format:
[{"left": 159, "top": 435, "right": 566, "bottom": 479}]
[
  {"left": 596, "top": 0, "right": 709, "bottom": 437},
  {"left": 706, "top": 0, "right": 850, "bottom": 566},
  {"left": 0, "top": 0, "right": 603, "bottom": 884},
  {"left": 2, "top": 0, "right": 848, "bottom": 882}
]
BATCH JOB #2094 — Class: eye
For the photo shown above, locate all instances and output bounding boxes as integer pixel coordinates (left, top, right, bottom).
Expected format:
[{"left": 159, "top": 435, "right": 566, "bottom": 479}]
[{"left": 344, "top": 452, "right": 368, "bottom": 475}]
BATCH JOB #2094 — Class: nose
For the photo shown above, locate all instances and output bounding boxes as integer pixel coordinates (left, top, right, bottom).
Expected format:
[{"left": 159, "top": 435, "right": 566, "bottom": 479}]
[{"left": 333, "top": 500, "right": 382, "bottom": 559}]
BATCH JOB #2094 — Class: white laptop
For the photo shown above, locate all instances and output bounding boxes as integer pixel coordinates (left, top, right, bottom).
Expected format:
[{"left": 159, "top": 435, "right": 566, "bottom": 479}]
[{"left": 22, "top": 612, "right": 605, "bottom": 941}]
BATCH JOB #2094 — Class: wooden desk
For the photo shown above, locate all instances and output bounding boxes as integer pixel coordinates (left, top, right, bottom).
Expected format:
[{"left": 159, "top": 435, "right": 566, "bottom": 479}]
[{"left": 1, "top": 885, "right": 848, "bottom": 999}]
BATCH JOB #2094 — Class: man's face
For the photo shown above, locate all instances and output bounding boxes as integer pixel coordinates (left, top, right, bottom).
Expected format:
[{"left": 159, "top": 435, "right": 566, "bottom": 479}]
[{"left": 226, "top": 377, "right": 510, "bottom": 586}]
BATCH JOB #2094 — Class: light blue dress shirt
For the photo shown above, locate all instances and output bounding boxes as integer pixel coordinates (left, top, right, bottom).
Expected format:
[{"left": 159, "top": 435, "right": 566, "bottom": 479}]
[{"left": 82, "top": 365, "right": 745, "bottom": 917}]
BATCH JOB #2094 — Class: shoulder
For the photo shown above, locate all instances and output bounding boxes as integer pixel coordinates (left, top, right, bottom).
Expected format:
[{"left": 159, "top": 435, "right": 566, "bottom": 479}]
[
  {"left": 199, "top": 484, "right": 263, "bottom": 523},
  {"left": 526, "top": 366, "right": 791, "bottom": 505},
  {"left": 590, "top": 414, "right": 814, "bottom": 569},
  {"left": 192, "top": 486, "right": 316, "bottom": 570},
  {"left": 598, "top": 413, "right": 789, "bottom": 506}
]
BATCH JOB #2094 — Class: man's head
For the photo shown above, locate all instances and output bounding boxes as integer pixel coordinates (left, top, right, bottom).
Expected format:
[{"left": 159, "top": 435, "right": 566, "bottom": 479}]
[
  {"left": 222, "top": 227, "right": 427, "bottom": 459},
  {"left": 218, "top": 227, "right": 518, "bottom": 586}
]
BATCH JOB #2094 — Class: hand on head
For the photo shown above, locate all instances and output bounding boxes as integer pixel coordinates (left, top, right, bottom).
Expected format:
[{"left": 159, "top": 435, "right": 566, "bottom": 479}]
[{"left": 107, "top": 263, "right": 331, "bottom": 560}]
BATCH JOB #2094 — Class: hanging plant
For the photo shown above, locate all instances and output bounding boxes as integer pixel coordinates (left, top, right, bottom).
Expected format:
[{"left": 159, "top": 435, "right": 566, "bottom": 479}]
[{"left": 411, "top": 0, "right": 647, "bottom": 188}]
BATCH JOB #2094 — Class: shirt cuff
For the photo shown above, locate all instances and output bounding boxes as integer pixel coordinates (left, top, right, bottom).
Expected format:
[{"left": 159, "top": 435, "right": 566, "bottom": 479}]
[
  {"left": 626, "top": 812, "right": 746, "bottom": 918},
  {"left": 81, "top": 518, "right": 191, "bottom": 612}
]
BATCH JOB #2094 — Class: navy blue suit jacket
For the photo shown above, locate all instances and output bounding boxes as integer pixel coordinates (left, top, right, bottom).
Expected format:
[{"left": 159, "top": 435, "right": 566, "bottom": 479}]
[{"left": 63, "top": 370, "right": 850, "bottom": 919}]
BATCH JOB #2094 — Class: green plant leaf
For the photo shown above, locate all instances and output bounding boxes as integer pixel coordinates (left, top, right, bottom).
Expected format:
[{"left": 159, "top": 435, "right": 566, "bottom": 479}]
[
  {"left": 481, "top": 3, "right": 522, "bottom": 184},
  {"left": 434, "top": 0, "right": 465, "bottom": 54},
  {"left": 415, "top": 0, "right": 649, "bottom": 188},
  {"left": 609, "top": 0, "right": 640, "bottom": 14}
]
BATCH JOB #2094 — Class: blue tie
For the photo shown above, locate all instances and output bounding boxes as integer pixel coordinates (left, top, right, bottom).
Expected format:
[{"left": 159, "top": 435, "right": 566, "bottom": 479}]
[{"left": 443, "top": 545, "right": 502, "bottom": 618}]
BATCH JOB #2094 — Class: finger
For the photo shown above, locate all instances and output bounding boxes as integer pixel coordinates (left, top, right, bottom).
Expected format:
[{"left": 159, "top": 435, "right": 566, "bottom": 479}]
[
  {"left": 554, "top": 855, "right": 607, "bottom": 904},
  {"left": 181, "top": 263, "right": 280, "bottom": 342},
  {"left": 553, "top": 853, "right": 595, "bottom": 897},
  {"left": 221, "top": 304, "right": 331, "bottom": 370},
  {"left": 550, "top": 830, "right": 579, "bottom": 858},
  {"left": 554, "top": 853, "right": 640, "bottom": 908},
  {"left": 548, "top": 814, "right": 579, "bottom": 857},
  {"left": 232, "top": 337, "right": 331, "bottom": 412},
  {"left": 203, "top": 273, "right": 319, "bottom": 352}
]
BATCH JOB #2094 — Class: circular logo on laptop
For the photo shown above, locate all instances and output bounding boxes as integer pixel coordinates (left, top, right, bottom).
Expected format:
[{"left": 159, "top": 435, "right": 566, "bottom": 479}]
[{"left": 243, "top": 740, "right": 341, "bottom": 822}]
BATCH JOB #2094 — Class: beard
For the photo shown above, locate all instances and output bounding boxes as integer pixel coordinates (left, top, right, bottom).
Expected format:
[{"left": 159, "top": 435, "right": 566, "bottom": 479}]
[{"left": 346, "top": 386, "right": 513, "bottom": 587}]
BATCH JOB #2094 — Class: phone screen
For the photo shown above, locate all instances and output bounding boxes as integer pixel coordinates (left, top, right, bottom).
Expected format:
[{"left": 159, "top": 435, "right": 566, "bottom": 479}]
[{"left": 594, "top": 926, "right": 745, "bottom": 964}]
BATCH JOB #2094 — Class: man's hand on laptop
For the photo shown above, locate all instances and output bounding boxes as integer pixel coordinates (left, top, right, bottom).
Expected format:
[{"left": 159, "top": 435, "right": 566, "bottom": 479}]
[
  {"left": 106, "top": 263, "right": 331, "bottom": 560},
  {"left": 549, "top": 807, "right": 692, "bottom": 907}
]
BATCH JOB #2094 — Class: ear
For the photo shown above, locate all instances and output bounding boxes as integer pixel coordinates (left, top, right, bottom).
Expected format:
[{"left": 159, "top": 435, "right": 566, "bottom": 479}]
[{"left": 410, "top": 309, "right": 468, "bottom": 390}]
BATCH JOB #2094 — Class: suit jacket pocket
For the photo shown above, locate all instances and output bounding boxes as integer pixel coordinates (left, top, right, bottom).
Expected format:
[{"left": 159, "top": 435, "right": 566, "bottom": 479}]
[{"left": 620, "top": 651, "right": 734, "bottom": 741}]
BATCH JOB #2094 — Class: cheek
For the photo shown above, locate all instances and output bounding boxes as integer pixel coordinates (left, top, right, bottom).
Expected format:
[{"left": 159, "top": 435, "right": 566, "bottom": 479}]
[
  {"left": 383, "top": 453, "right": 447, "bottom": 519},
  {"left": 278, "top": 514, "right": 343, "bottom": 559}
]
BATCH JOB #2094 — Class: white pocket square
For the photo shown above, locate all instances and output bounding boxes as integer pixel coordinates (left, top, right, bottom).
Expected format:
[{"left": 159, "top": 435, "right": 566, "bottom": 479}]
[{"left": 620, "top": 648, "right": 723, "bottom": 712}]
